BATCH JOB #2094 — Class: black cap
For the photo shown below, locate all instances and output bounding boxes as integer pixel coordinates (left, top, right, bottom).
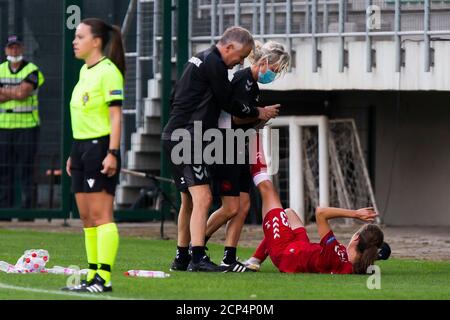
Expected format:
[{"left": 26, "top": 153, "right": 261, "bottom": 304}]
[
  {"left": 377, "top": 242, "right": 391, "bottom": 260},
  {"left": 6, "top": 35, "right": 22, "bottom": 47}
]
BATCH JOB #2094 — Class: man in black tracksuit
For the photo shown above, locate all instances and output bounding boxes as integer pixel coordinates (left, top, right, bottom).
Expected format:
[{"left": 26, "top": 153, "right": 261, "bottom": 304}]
[
  {"left": 162, "top": 27, "right": 278, "bottom": 272},
  {"left": 162, "top": 46, "right": 260, "bottom": 145}
]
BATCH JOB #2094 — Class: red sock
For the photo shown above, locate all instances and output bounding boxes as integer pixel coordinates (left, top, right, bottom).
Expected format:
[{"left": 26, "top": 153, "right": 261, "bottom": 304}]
[{"left": 253, "top": 237, "right": 268, "bottom": 262}]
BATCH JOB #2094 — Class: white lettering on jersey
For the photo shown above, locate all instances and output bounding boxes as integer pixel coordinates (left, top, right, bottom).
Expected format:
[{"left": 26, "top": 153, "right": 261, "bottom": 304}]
[
  {"left": 334, "top": 245, "right": 348, "bottom": 262},
  {"left": 189, "top": 57, "right": 203, "bottom": 68}
]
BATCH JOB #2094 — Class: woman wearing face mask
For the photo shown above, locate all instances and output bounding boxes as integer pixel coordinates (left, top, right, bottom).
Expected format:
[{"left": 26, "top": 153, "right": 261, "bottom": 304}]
[
  {"left": 0, "top": 35, "right": 45, "bottom": 210},
  {"left": 201, "top": 41, "right": 290, "bottom": 272}
]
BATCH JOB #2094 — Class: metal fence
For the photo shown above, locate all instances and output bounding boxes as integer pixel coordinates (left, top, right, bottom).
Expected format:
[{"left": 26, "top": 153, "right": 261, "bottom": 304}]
[
  {"left": 187, "top": 0, "right": 450, "bottom": 73},
  {"left": 0, "top": 0, "right": 64, "bottom": 217},
  {"left": 0, "top": 0, "right": 162, "bottom": 221}
]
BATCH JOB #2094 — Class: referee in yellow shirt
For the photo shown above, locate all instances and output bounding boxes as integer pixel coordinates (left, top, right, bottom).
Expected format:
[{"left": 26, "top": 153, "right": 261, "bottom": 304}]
[{"left": 63, "top": 18, "right": 125, "bottom": 293}]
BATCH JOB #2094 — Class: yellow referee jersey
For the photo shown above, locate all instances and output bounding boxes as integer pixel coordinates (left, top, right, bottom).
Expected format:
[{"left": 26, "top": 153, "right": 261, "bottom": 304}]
[{"left": 70, "top": 57, "right": 124, "bottom": 139}]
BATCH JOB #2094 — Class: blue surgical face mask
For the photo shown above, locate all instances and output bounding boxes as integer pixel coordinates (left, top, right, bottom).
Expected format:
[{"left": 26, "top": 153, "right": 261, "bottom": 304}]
[{"left": 258, "top": 69, "right": 277, "bottom": 84}]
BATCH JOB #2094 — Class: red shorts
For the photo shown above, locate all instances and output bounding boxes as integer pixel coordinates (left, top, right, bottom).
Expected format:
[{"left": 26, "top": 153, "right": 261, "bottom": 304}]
[
  {"left": 262, "top": 208, "right": 302, "bottom": 266},
  {"left": 278, "top": 232, "right": 315, "bottom": 273},
  {"left": 263, "top": 208, "right": 313, "bottom": 272}
]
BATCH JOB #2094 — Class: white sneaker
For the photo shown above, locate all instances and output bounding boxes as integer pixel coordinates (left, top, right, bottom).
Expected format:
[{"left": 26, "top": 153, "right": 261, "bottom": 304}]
[
  {"left": 242, "top": 257, "right": 261, "bottom": 272},
  {"left": 219, "top": 260, "right": 254, "bottom": 272}
]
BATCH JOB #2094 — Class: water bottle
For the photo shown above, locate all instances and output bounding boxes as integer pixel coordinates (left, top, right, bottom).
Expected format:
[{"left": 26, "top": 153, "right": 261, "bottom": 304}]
[
  {"left": 124, "top": 270, "right": 170, "bottom": 278},
  {"left": 0, "top": 261, "right": 15, "bottom": 273},
  {"left": 45, "top": 266, "right": 74, "bottom": 275},
  {"left": 45, "top": 266, "right": 89, "bottom": 275}
]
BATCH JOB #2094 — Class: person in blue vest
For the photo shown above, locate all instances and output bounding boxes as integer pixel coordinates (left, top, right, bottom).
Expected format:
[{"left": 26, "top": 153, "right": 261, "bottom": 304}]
[{"left": 0, "top": 35, "right": 45, "bottom": 209}]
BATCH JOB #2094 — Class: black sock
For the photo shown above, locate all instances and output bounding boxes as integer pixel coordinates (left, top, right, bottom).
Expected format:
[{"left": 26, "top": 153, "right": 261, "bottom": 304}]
[
  {"left": 191, "top": 246, "right": 206, "bottom": 264},
  {"left": 204, "top": 235, "right": 211, "bottom": 245},
  {"left": 176, "top": 246, "right": 190, "bottom": 262},
  {"left": 223, "top": 247, "right": 237, "bottom": 264}
]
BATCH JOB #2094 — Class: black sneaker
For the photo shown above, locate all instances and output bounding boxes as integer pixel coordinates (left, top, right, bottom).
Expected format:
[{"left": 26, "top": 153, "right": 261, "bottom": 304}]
[
  {"left": 73, "top": 274, "right": 112, "bottom": 293},
  {"left": 170, "top": 256, "right": 191, "bottom": 271},
  {"left": 187, "top": 255, "right": 221, "bottom": 272},
  {"left": 219, "top": 261, "right": 255, "bottom": 273},
  {"left": 61, "top": 279, "right": 91, "bottom": 291}
]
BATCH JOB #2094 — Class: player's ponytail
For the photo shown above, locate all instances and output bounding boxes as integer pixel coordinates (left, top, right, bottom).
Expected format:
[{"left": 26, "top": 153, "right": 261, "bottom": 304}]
[
  {"left": 248, "top": 40, "right": 264, "bottom": 65},
  {"left": 81, "top": 18, "right": 126, "bottom": 76},
  {"left": 352, "top": 224, "right": 384, "bottom": 274}
]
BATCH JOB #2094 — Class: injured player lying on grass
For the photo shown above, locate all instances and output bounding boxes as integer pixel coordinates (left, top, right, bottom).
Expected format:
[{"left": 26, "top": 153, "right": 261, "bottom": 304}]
[{"left": 243, "top": 138, "right": 391, "bottom": 274}]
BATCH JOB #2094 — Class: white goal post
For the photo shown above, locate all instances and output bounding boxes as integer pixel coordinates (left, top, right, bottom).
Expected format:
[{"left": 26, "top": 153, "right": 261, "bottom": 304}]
[
  {"left": 263, "top": 116, "right": 329, "bottom": 223},
  {"left": 263, "top": 116, "right": 379, "bottom": 224}
]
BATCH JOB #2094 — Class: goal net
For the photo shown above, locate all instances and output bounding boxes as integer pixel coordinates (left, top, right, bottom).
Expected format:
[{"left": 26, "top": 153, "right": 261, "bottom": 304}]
[{"left": 267, "top": 117, "right": 378, "bottom": 224}]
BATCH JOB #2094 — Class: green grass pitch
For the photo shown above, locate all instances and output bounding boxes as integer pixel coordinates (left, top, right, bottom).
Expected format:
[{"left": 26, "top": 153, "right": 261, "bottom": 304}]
[{"left": 0, "top": 229, "right": 449, "bottom": 300}]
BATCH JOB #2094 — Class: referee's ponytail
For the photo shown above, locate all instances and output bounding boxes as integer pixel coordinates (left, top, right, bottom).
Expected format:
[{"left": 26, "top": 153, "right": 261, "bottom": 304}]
[
  {"left": 107, "top": 25, "right": 126, "bottom": 77},
  {"left": 81, "top": 18, "right": 126, "bottom": 76}
]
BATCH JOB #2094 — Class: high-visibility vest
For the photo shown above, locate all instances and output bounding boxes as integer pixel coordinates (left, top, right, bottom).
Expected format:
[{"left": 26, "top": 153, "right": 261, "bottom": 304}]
[{"left": 0, "top": 61, "right": 45, "bottom": 129}]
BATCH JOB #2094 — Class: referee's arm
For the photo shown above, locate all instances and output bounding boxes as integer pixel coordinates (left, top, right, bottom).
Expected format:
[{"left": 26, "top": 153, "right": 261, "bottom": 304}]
[
  {"left": 101, "top": 68, "right": 123, "bottom": 176},
  {"left": 108, "top": 104, "right": 121, "bottom": 150},
  {"left": 101, "top": 103, "right": 121, "bottom": 177}
]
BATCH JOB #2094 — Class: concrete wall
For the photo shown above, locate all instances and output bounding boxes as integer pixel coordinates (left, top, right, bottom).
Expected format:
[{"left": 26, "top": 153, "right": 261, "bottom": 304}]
[
  {"left": 261, "top": 40, "right": 450, "bottom": 91},
  {"left": 374, "top": 93, "right": 450, "bottom": 226}
]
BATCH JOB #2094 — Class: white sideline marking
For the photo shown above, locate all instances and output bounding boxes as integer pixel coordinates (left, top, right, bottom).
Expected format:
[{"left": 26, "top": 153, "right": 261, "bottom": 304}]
[{"left": 0, "top": 282, "right": 138, "bottom": 300}]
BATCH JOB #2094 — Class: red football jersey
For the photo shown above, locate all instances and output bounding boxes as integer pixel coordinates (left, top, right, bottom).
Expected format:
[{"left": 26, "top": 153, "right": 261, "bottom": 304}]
[
  {"left": 262, "top": 208, "right": 353, "bottom": 274},
  {"left": 278, "top": 230, "right": 353, "bottom": 274}
]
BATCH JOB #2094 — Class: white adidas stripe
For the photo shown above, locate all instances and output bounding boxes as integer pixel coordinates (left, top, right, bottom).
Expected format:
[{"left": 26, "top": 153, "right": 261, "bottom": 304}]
[
  {"left": 87, "top": 284, "right": 102, "bottom": 293},
  {"left": 231, "top": 264, "right": 247, "bottom": 272}
]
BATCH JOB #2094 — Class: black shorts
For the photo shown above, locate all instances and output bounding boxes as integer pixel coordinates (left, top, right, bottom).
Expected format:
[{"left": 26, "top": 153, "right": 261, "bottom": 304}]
[
  {"left": 70, "top": 135, "right": 121, "bottom": 196},
  {"left": 211, "top": 163, "right": 251, "bottom": 197},
  {"left": 162, "top": 139, "right": 211, "bottom": 192},
  {"left": 211, "top": 130, "right": 251, "bottom": 197}
]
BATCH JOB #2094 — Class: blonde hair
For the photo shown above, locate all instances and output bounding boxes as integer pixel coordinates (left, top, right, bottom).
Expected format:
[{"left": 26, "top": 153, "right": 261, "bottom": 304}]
[{"left": 248, "top": 40, "right": 291, "bottom": 76}]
